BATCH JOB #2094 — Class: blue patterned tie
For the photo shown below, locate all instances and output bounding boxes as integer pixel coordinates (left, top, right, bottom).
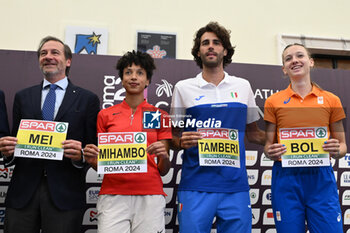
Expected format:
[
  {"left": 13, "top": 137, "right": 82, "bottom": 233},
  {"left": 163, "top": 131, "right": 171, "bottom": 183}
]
[{"left": 42, "top": 84, "right": 58, "bottom": 121}]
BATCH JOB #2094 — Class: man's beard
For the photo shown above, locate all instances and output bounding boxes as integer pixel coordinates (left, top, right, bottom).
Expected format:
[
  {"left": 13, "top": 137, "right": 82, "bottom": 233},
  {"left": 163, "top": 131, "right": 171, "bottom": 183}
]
[
  {"left": 41, "top": 67, "right": 61, "bottom": 79},
  {"left": 200, "top": 53, "right": 224, "bottom": 68}
]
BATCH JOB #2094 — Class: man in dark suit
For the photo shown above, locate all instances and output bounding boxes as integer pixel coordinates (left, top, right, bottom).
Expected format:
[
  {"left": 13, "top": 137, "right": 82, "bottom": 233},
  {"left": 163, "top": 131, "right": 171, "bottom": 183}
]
[
  {"left": 0, "top": 90, "right": 9, "bottom": 138},
  {"left": 0, "top": 36, "right": 100, "bottom": 233}
]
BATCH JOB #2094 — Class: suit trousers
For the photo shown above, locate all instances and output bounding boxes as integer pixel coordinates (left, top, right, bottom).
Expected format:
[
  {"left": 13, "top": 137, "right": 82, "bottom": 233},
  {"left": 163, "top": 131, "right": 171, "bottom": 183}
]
[{"left": 4, "top": 176, "right": 84, "bottom": 233}]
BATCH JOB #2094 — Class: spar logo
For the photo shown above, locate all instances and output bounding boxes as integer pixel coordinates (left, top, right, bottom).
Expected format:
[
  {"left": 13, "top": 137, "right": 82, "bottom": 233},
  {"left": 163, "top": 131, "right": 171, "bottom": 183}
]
[
  {"left": 280, "top": 127, "right": 327, "bottom": 140},
  {"left": 199, "top": 128, "right": 237, "bottom": 140},
  {"left": 55, "top": 123, "right": 67, "bottom": 133},
  {"left": 20, "top": 120, "right": 57, "bottom": 132},
  {"left": 229, "top": 130, "right": 237, "bottom": 140},
  {"left": 99, "top": 133, "right": 134, "bottom": 144},
  {"left": 316, "top": 128, "right": 327, "bottom": 138},
  {"left": 134, "top": 133, "right": 146, "bottom": 143}
]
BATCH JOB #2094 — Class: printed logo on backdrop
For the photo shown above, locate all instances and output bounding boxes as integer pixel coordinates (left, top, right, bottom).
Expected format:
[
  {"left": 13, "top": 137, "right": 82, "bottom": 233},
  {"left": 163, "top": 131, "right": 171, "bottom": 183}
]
[
  {"left": 262, "top": 189, "right": 272, "bottom": 205},
  {"left": 331, "top": 157, "right": 336, "bottom": 167},
  {"left": 343, "top": 191, "right": 350, "bottom": 205},
  {"left": 341, "top": 172, "right": 350, "bottom": 187},
  {"left": 251, "top": 229, "right": 261, "bottom": 233},
  {"left": 161, "top": 167, "right": 174, "bottom": 184},
  {"left": 266, "top": 229, "right": 277, "bottom": 233},
  {"left": 176, "top": 150, "right": 183, "bottom": 165},
  {"left": 263, "top": 208, "right": 275, "bottom": 225},
  {"left": 260, "top": 152, "right": 274, "bottom": 167},
  {"left": 261, "top": 170, "right": 272, "bottom": 186},
  {"left": 176, "top": 169, "right": 182, "bottom": 184},
  {"left": 0, "top": 186, "right": 8, "bottom": 203},
  {"left": 86, "top": 187, "right": 100, "bottom": 204},
  {"left": 164, "top": 187, "right": 174, "bottom": 204},
  {"left": 164, "top": 208, "right": 173, "bottom": 225},
  {"left": 246, "top": 150, "right": 258, "bottom": 166},
  {"left": 86, "top": 167, "right": 104, "bottom": 183},
  {"left": 252, "top": 208, "right": 260, "bottom": 225},
  {"left": 344, "top": 209, "right": 350, "bottom": 225},
  {"left": 0, "top": 207, "right": 5, "bottom": 225},
  {"left": 254, "top": 88, "right": 279, "bottom": 100},
  {"left": 247, "top": 169, "right": 259, "bottom": 185},
  {"left": 156, "top": 79, "right": 173, "bottom": 98},
  {"left": 249, "top": 189, "right": 259, "bottom": 205},
  {"left": 147, "top": 45, "right": 167, "bottom": 58},
  {"left": 154, "top": 79, "right": 174, "bottom": 109},
  {"left": 102, "top": 75, "right": 125, "bottom": 109},
  {"left": 0, "top": 166, "right": 14, "bottom": 182},
  {"left": 65, "top": 26, "right": 108, "bottom": 55},
  {"left": 334, "top": 171, "right": 338, "bottom": 182},
  {"left": 85, "top": 230, "right": 97, "bottom": 233},
  {"left": 339, "top": 153, "right": 350, "bottom": 168},
  {"left": 83, "top": 208, "right": 98, "bottom": 225},
  {"left": 75, "top": 32, "right": 101, "bottom": 54},
  {"left": 137, "top": 32, "right": 176, "bottom": 59}
]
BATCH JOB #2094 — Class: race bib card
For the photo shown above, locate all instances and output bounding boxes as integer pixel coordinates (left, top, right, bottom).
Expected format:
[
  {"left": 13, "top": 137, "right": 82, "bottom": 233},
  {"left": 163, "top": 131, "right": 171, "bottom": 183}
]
[
  {"left": 97, "top": 132, "right": 147, "bottom": 174},
  {"left": 14, "top": 119, "right": 68, "bottom": 160},
  {"left": 280, "top": 127, "right": 329, "bottom": 167},
  {"left": 197, "top": 128, "right": 240, "bottom": 168}
]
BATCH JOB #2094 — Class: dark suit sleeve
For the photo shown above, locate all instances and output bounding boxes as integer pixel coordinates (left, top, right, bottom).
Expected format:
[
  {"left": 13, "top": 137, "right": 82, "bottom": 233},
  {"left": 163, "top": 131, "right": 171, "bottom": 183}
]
[
  {"left": 82, "top": 95, "right": 100, "bottom": 147},
  {"left": 71, "top": 92, "right": 99, "bottom": 168},
  {"left": 11, "top": 92, "right": 22, "bottom": 137},
  {"left": 83, "top": 93, "right": 100, "bottom": 146},
  {"left": 2, "top": 92, "right": 22, "bottom": 167},
  {"left": 0, "top": 90, "right": 10, "bottom": 137}
]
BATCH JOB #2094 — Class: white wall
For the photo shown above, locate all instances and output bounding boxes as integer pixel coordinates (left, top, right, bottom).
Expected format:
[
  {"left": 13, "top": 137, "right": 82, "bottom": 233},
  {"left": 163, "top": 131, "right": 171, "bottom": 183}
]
[{"left": 1, "top": 0, "right": 350, "bottom": 65}]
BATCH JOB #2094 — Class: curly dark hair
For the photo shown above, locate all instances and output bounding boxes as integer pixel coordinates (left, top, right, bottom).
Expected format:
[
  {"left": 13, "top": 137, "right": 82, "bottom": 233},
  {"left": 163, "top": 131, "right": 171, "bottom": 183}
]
[
  {"left": 37, "top": 36, "right": 72, "bottom": 76},
  {"left": 116, "top": 50, "right": 156, "bottom": 83},
  {"left": 192, "top": 22, "right": 235, "bottom": 68}
]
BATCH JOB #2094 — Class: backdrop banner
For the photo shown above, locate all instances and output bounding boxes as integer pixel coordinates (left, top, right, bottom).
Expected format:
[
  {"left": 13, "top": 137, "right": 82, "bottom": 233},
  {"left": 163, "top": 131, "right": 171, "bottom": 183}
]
[{"left": 0, "top": 50, "right": 349, "bottom": 233}]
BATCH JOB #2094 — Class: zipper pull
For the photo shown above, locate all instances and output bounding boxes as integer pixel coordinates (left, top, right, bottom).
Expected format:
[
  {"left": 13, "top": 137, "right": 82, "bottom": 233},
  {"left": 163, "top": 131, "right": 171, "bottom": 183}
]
[{"left": 130, "top": 109, "right": 134, "bottom": 125}]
